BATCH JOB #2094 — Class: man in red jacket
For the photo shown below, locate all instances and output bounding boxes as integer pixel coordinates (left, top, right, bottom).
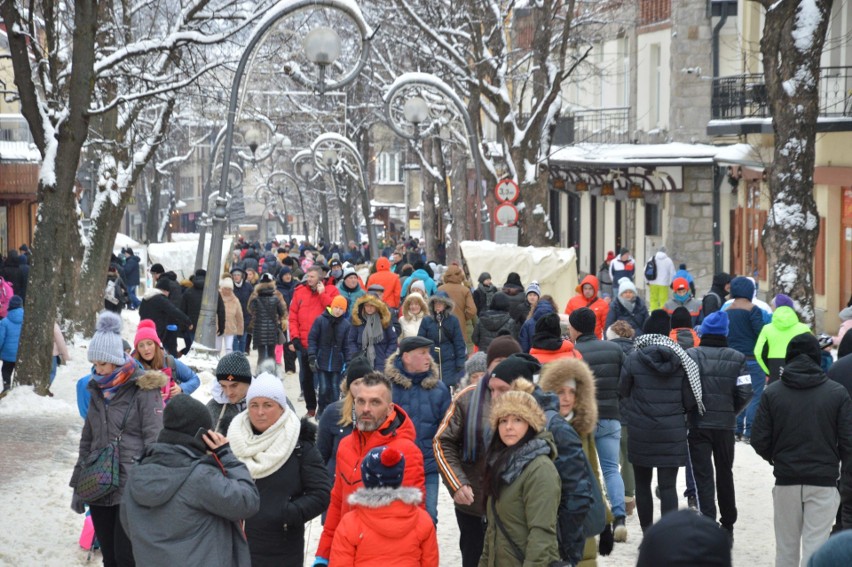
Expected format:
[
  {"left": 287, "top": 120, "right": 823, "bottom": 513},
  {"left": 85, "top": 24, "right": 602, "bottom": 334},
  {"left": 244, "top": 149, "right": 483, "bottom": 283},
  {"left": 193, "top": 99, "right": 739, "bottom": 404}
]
[
  {"left": 312, "top": 372, "right": 426, "bottom": 566},
  {"left": 367, "top": 257, "right": 402, "bottom": 308},
  {"left": 564, "top": 274, "right": 609, "bottom": 339},
  {"left": 288, "top": 265, "right": 339, "bottom": 416}
]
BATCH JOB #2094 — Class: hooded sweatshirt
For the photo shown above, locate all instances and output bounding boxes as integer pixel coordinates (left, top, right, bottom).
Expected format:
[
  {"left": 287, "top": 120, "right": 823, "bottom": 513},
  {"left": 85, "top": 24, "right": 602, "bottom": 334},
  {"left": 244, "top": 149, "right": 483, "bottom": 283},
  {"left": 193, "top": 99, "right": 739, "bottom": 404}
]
[
  {"left": 367, "top": 258, "right": 402, "bottom": 308},
  {"left": 754, "top": 306, "right": 812, "bottom": 382},
  {"left": 564, "top": 275, "right": 609, "bottom": 338}
]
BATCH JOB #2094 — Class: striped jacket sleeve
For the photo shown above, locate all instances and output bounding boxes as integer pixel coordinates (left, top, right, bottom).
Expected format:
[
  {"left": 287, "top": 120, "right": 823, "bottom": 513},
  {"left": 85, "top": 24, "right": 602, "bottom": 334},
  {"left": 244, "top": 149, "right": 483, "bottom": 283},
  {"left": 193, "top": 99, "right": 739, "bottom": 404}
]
[{"left": 433, "top": 386, "right": 475, "bottom": 494}]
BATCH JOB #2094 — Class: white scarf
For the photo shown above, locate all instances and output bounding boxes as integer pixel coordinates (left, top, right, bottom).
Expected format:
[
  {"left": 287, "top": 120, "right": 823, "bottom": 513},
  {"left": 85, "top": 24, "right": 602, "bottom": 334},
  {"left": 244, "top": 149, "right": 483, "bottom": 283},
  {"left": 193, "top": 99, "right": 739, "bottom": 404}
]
[{"left": 228, "top": 408, "right": 301, "bottom": 479}]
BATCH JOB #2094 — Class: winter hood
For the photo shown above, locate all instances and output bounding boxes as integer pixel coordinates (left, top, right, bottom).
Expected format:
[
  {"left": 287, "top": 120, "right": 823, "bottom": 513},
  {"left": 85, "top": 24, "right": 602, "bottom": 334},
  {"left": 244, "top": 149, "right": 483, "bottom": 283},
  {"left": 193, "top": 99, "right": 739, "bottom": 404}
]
[
  {"left": 428, "top": 292, "right": 455, "bottom": 314},
  {"left": 385, "top": 351, "right": 441, "bottom": 390},
  {"left": 442, "top": 264, "right": 465, "bottom": 285},
  {"left": 143, "top": 287, "right": 166, "bottom": 300},
  {"left": 401, "top": 293, "right": 428, "bottom": 319},
  {"left": 126, "top": 444, "right": 207, "bottom": 507},
  {"left": 770, "top": 306, "right": 804, "bottom": 331},
  {"left": 539, "top": 358, "right": 598, "bottom": 436},
  {"left": 376, "top": 257, "right": 391, "bottom": 272},
  {"left": 4, "top": 307, "right": 23, "bottom": 325},
  {"left": 351, "top": 294, "right": 392, "bottom": 328},
  {"left": 347, "top": 486, "right": 424, "bottom": 538},
  {"left": 575, "top": 274, "right": 600, "bottom": 296}
]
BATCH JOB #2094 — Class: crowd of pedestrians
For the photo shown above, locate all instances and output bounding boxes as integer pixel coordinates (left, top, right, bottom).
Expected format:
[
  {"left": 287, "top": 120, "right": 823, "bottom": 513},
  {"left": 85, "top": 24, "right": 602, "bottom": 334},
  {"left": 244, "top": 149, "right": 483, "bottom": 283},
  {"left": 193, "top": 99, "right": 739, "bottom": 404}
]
[{"left": 56, "top": 237, "right": 852, "bottom": 567}]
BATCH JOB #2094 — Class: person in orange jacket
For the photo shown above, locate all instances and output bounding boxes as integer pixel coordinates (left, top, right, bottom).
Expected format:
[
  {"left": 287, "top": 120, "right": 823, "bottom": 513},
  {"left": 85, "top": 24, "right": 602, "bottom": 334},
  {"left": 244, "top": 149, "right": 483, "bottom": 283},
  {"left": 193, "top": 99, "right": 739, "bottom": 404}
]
[
  {"left": 330, "top": 446, "right": 439, "bottom": 566},
  {"left": 529, "top": 312, "right": 583, "bottom": 364},
  {"left": 367, "top": 257, "right": 402, "bottom": 309},
  {"left": 312, "top": 372, "right": 426, "bottom": 566},
  {"left": 564, "top": 275, "right": 609, "bottom": 339}
]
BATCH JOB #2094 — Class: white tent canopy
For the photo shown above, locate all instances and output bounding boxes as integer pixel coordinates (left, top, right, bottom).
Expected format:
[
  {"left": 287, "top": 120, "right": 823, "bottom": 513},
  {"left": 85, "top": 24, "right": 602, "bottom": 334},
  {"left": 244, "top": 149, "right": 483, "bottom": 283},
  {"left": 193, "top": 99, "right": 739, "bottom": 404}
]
[
  {"left": 147, "top": 237, "right": 234, "bottom": 282},
  {"left": 460, "top": 241, "right": 578, "bottom": 311}
]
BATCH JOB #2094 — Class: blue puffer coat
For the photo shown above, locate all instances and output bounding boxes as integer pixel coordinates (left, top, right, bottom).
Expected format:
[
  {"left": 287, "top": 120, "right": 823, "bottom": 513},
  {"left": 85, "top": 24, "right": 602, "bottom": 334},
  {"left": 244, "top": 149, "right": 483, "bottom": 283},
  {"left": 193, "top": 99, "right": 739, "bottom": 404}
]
[
  {"left": 417, "top": 293, "right": 467, "bottom": 387},
  {"left": 308, "top": 310, "right": 351, "bottom": 372},
  {"left": 385, "top": 352, "right": 451, "bottom": 476},
  {"left": 316, "top": 400, "right": 352, "bottom": 479},
  {"left": 0, "top": 307, "right": 23, "bottom": 362}
]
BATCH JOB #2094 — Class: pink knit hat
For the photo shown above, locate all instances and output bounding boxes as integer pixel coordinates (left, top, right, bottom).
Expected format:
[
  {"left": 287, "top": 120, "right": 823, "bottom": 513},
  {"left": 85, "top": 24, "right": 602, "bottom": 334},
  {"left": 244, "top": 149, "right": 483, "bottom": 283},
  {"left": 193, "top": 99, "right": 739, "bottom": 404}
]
[{"left": 134, "top": 319, "right": 162, "bottom": 348}]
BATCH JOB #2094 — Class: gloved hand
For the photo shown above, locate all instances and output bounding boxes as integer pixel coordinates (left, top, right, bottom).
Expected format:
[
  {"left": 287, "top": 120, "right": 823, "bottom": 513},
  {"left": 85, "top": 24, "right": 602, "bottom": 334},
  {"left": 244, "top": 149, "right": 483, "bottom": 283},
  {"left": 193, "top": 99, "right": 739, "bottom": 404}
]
[
  {"left": 312, "top": 558, "right": 329, "bottom": 567},
  {"left": 598, "top": 523, "right": 614, "bottom": 556},
  {"left": 292, "top": 338, "right": 303, "bottom": 352},
  {"left": 71, "top": 492, "right": 86, "bottom": 514},
  {"left": 308, "top": 357, "right": 318, "bottom": 373}
]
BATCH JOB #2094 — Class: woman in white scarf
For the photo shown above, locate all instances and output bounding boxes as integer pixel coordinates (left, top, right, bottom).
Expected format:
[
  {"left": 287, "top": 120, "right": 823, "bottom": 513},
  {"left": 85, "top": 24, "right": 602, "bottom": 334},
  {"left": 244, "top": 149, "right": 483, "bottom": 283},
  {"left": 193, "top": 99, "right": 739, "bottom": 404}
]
[{"left": 229, "top": 373, "right": 331, "bottom": 567}]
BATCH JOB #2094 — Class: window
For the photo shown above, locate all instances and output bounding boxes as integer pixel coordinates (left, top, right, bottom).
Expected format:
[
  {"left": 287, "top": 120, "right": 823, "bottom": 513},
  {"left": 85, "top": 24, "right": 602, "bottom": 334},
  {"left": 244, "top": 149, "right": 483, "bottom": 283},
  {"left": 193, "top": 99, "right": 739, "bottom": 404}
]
[
  {"left": 645, "top": 202, "right": 661, "bottom": 236},
  {"left": 377, "top": 152, "right": 402, "bottom": 184},
  {"left": 180, "top": 176, "right": 194, "bottom": 199}
]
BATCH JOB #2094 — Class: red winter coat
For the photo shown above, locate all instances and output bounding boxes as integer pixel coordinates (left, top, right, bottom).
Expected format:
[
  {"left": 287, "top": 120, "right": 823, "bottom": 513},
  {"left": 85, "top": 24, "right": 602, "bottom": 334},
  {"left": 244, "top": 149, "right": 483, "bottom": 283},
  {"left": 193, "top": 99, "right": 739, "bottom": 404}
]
[
  {"left": 288, "top": 282, "right": 339, "bottom": 346},
  {"left": 366, "top": 258, "right": 402, "bottom": 308},
  {"left": 315, "top": 405, "right": 426, "bottom": 560},
  {"left": 330, "top": 486, "right": 438, "bottom": 567},
  {"left": 564, "top": 275, "right": 610, "bottom": 339},
  {"left": 529, "top": 340, "right": 583, "bottom": 364}
]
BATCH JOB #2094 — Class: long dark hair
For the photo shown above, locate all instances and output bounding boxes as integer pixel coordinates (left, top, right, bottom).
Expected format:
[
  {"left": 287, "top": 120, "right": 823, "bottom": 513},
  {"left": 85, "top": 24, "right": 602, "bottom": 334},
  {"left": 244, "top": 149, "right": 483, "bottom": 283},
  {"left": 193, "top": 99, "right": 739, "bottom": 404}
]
[{"left": 482, "top": 425, "right": 537, "bottom": 501}]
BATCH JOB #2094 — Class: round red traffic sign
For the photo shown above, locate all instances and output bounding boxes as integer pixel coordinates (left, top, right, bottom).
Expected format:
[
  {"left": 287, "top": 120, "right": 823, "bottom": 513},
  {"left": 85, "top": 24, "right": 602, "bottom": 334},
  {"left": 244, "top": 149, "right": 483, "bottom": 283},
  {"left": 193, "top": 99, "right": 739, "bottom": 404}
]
[
  {"left": 495, "top": 202, "right": 520, "bottom": 226},
  {"left": 494, "top": 178, "right": 520, "bottom": 202}
]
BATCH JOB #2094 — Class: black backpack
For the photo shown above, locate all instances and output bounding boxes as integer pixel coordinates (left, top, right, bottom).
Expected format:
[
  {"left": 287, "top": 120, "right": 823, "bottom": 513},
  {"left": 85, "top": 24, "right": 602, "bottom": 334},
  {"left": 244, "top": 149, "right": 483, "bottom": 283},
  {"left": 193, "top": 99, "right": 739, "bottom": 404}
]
[{"left": 643, "top": 256, "right": 657, "bottom": 281}]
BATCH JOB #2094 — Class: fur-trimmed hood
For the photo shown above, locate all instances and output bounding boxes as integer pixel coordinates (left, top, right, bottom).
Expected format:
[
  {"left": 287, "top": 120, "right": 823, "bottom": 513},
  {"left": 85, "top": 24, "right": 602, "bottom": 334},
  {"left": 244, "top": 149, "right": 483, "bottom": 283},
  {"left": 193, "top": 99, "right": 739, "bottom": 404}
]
[
  {"left": 428, "top": 292, "right": 455, "bottom": 314},
  {"left": 442, "top": 264, "right": 465, "bottom": 285},
  {"left": 384, "top": 351, "right": 441, "bottom": 390},
  {"left": 401, "top": 293, "right": 429, "bottom": 320},
  {"left": 136, "top": 369, "right": 170, "bottom": 391},
  {"left": 538, "top": 358, "right": 598, "bottom": 436},
  {"left": 347, "top": 485, "right": 423, "bottom": 508},
  {"left": 351, "top": 294, "right": 392, "bottom": 328},
  {"left": 252, "top": 280, "right": 277, "bottom": 295},
  {"left": 299, "top": 416, "right": 317, "bottom": 443},
  {"left": 142, "top": 287, "right": 165, "bottom": 300}
]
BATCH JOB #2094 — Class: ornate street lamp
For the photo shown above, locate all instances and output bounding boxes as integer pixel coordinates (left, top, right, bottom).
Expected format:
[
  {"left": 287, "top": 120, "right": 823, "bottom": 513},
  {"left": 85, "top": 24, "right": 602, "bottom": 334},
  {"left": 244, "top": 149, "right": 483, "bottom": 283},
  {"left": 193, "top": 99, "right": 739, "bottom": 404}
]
[{"left": 194, "top": 0, "right": 372, "bottom": 351}]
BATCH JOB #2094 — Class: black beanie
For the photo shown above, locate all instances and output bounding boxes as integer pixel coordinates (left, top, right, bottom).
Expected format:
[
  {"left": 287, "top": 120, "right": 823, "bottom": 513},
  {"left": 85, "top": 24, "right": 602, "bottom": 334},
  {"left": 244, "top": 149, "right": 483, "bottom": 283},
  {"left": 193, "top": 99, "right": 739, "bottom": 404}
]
[
  {"left": 643, "top": 309, "right": 672, "bottom": 336},
  {"left": 670, "top": 306, "right": 693, "bottom": 329},
  {"left": 534, "top": 312, "right": 562, "bottom": 339},
  {"left": 568, "top": 307, "right": 596, "bottom": 335},
  {"left": 491, "top": 293, "right": 511, "bottom": 312},
  {"left": 491, "top": 353, "right": 542, "bottom": 384},
  {"left": 785, "top": 333, "right": 821, "bottom": 364},
  {"left": 636, "top": 509, "right": 731, "bottom": 567},
  {"left": 158, "top": 395, "right": 213, "bottom": 453},
  {"left": 215, "top": 351, "right": 253, "bottom": 384},
  {"left": 345, "top": 356, "right": 375, "bottom": 389},
  {"left": 505, "top": 272, "right": 522, "bottom": 287},
  {"left": 486, "top": 335, "right": 522, "bottom": 367}
]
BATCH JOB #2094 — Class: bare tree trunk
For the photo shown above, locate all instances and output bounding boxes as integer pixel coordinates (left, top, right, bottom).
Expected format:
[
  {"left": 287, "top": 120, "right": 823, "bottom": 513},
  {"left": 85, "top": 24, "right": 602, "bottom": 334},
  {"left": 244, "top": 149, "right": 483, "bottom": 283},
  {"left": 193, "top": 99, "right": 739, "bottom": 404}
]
[
  {"left": 146, "top": 169, "right": 163, "bottom": 243},
  {"left": 758, "top": 0, "right": 833, "bottom": 325},
  {"left": 318, "top": 190, "right": 331, "bottom": 244},
  {"left": 446, "top": 148, "right": 466, "bottom": 263}
]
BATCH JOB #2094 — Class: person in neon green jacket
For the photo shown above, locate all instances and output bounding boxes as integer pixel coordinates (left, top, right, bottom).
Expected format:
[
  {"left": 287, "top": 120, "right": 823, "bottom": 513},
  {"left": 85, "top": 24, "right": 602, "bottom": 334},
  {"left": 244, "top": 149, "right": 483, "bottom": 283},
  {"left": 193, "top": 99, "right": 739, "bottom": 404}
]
[{"left": 754, "top": 303, "right": 811, "bottom": 383}]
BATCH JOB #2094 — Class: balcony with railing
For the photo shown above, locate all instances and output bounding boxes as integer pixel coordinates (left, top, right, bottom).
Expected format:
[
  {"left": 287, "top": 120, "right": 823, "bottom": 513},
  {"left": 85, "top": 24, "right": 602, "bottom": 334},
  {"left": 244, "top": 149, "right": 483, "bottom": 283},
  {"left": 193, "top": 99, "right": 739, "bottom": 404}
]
[{"left": 708, "top": 66, "right": 852, "bottom": 135}]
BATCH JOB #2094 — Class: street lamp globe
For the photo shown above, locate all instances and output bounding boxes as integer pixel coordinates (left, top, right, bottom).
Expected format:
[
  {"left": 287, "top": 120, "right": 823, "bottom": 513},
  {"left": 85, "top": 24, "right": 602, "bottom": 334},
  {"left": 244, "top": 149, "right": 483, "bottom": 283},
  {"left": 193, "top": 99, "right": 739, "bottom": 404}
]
[
  {"left": 303, "top": 26, "right": 341, "bottom": 66},
  {"left": 243, "top": 124, "right": 264, "bottom": 155},
  {"left": 300, "top": 162, "right": 315, "bottom": 178},
  {"left": 322, "top": 148, "right": 339, "bottom": 167},
  {"left": 403, "top": 97, "right": 429, "bottom": 125}
]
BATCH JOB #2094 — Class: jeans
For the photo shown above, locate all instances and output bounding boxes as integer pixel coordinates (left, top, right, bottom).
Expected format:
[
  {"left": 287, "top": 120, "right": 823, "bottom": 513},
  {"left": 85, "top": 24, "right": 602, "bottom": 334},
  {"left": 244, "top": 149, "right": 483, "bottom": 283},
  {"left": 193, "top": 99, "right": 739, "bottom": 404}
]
[
  {"left": 737, "top": 360, "right": 765, "bottom": 437},
  {"left": 232, "top": 333, "right": 247, "bottom": 353},
  {"left": 127, "top": 285, "right": 140, "bottom": 309},
  {"left": 89, "top": 504, "right": 135, "bottom": 567},
  {"left": 315, "top": 370, "right": 342, "bottom": 417},
  {"left": 49, "top": 355, "right": 59, "bottom": 385},
  {"left": 595, "top": 419, "right": 626, "bottom": 517},
  {"left": 425, "top": 473, "right": 439, "bottom": 524},
  {"left": 634, "top": 465, "right": 678, "bottom": 532},
  {"left": 298, "top": 349, "right": 317, "bottom": 411},
  {"left": 455, "top": 509, "right": 486, "bottom": 567}
]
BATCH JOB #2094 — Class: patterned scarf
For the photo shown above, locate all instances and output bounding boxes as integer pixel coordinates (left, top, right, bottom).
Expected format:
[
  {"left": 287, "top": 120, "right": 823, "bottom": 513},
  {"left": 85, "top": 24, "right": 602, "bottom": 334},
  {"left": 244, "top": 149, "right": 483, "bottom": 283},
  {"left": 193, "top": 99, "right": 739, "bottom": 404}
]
[
  {"left": 94, "top": 355, "right": 138, "bottom": 402},
  {"left": 634, "top": 333, "right": 705, "bottom": 415}
]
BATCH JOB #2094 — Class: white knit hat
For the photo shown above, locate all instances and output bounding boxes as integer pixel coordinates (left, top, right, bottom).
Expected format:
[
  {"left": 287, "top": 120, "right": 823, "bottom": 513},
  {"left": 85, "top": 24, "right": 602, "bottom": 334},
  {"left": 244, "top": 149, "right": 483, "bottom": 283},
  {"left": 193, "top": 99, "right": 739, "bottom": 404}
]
[
  {"left": 219, "top": 278, "right": 234, "bottom": 290},
  {"left": 245, "top": 372, "right": 288, "bottom": 409},
  {"left": 87, "top": 311, "right": 126, "bottom": 365}
]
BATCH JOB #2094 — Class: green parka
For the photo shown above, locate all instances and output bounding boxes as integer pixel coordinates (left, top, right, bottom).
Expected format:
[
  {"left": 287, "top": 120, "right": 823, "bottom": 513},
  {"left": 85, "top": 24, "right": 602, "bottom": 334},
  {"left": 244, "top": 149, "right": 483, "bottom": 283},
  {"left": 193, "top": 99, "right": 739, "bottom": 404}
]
[
  {"left": 754, "top": 306, "right": 811, "bottom": 382},
  {"left": 479, "top": 432, "right": 561, "bottom": 567}
]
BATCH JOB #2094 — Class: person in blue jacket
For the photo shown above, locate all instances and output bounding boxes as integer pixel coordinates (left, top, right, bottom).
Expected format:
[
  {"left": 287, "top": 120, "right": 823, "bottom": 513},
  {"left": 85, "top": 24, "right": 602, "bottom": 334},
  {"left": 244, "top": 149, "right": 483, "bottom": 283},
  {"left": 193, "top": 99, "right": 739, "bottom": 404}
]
[
  {"left": 0, "top": 295, "right": 24, "bottom": 395},
  {"left": 518, "top": 295, "right": 559, "bottom": 353},
  {"left": 417, "top": 292, "right": 467, "bottom": 387},
  {"left": 385, "top": 335, "right": 452, "bottom": 524},
  {"left": 132, "top": 319, "right": 200, "bottom": 401},
  {"left": 400, "top": 267, "right": 437, "bottom": 298},
  {"left": 122, "top": 248, "right": 142, "bottom": 310},
  {"left": 308, "top": 295, "right": 352, "bottom": 418},
  {"left": 346, "top": 294, "right": 398, "bottom": 373}
]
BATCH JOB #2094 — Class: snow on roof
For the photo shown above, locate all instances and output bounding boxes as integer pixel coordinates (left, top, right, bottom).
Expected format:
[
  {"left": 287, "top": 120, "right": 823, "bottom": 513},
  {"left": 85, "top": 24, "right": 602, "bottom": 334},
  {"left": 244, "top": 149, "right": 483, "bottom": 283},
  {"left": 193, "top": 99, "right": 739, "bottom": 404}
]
[
  {"left": 548, "top": 142, "right": 719, "bottom": 167},
  {"left": 0, "top": 141, "right": 40, "bottom": 163},
  {"left": 713, "top": 143, "right": 769, "bottom": 168}
]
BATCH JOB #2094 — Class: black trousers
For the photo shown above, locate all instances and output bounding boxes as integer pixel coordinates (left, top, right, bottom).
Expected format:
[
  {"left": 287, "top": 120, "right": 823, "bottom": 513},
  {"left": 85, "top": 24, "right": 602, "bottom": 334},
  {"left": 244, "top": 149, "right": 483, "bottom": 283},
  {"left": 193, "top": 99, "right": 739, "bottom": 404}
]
[
  {"left": 455, "top": 508, "right": 486, "bottom": 567},
  {"left": 284, "top": 341, "right": 297, "bottom": 373},
  {"left": 634, "top": 465, "right": 678, "bottom": 532},
  {"left": 89, "top": 504, "right": 135, "bottom": 567},
  {"left": 256, "top": 344, "right": 276, "bottom": 368},
  {"left": 688, "top": 427, "right": 737, "bottom": 530},
  {"left": 1, "top": 360, "right": 14, "bottom": 390}
]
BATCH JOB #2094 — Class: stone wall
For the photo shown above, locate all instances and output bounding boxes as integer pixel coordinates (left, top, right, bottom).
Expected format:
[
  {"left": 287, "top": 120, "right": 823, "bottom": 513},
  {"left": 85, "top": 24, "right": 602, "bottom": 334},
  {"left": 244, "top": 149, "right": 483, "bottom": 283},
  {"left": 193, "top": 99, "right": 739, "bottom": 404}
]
[
  {"left": 665, "top": 165, "right": 715, "bottom": 294},
  {"left": 670, "top": 0, "right": 713, "bottom": 144}
]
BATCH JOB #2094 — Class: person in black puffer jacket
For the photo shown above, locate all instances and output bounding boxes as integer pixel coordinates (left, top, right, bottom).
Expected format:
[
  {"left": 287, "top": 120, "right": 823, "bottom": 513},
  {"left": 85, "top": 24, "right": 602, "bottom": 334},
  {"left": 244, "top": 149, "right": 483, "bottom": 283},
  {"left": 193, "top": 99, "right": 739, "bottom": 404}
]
[
  {"left": 685, "top": 310, "right": 752, "bottom": 539},
  {"left": 751, "top": 333, "right": 852, "bottom": 565},
  {"left": 230, "top": 265, "right": 254, "bottom": 354},
  {"left": 472, "top": 292, "right": 517, "bottom": 351},
  {"left": 179, "top": 269, "right": 225, "bottom": 346},
  {"left": 247, "top": 273, "right": 287, "bottom": 367},
  {"left": 569, "top": 307, "right": 629, "bottom": 540},
  {"left": 619, "top": 311, "right": 697, "bottom": 534}
]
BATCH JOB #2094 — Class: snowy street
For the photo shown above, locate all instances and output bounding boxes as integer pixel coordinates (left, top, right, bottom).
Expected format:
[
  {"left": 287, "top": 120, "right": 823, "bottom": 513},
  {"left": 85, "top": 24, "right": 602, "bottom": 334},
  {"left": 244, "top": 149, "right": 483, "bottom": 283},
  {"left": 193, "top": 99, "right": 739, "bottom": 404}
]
[{"left": 0, "top": 310, "right": 779, "bottom": 566}]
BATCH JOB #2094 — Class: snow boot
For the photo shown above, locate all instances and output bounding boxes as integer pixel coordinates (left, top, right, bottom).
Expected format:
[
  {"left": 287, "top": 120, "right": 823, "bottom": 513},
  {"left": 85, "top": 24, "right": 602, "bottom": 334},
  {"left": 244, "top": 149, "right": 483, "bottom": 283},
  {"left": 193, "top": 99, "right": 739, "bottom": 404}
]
[{"left": 613, "top": 516, "right": 628, "bottom": 542}]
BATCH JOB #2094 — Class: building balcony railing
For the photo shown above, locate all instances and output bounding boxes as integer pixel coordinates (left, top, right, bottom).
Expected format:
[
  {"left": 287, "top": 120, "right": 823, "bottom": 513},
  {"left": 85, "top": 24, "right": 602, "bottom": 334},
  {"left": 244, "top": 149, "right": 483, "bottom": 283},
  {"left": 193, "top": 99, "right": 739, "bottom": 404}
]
[
  {"left": 711, "top": 66, "right": 852, "bottom": 120},
  {"left": 544, "top": 106, "right": 631, "bottom": 146}
]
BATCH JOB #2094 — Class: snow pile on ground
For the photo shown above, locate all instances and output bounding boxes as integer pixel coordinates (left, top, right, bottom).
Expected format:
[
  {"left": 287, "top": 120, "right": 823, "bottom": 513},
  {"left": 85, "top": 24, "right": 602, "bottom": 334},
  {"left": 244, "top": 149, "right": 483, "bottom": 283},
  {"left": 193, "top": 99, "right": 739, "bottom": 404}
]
[{"left": 0, "top": 385, "right": 78, "bottom": 417}]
